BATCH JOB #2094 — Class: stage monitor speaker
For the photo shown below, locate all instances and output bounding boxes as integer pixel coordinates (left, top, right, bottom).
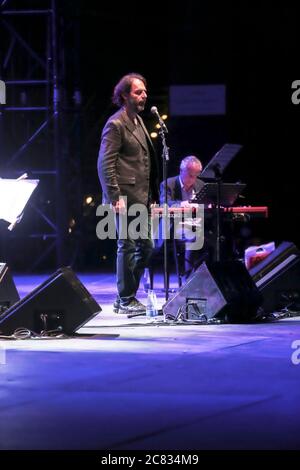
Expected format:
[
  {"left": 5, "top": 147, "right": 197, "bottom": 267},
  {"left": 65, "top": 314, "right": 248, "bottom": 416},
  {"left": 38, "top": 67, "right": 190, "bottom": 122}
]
[
  {"left": 0, "top": 262, "right": 20, "bottom": 313},
  {"left": 163, "top": 260, "right": 262, "bottom": 323},
  {"left": 249, "top": 241, "right": 300, "bottom": 313},
  {"left": 0, "top": 267, "right": 101, "bottom": 336}
]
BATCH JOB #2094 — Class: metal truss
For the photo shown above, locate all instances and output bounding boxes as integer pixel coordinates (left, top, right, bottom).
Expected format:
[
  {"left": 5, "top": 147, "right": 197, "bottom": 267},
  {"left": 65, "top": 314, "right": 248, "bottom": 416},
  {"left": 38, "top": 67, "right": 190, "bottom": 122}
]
[{"left": 0, "top": 0, "right": 83, "bottom": 271}]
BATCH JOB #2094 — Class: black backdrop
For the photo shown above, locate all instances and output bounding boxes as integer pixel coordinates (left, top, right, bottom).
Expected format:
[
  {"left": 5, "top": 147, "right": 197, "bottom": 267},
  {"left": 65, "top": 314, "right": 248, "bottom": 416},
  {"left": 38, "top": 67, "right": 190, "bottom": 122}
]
[
  {"left": 79, "top": 2, "right": 300, "bottom": 269},
  {"left": 1, "top": 1, "right": 300, "bottom": 270}
]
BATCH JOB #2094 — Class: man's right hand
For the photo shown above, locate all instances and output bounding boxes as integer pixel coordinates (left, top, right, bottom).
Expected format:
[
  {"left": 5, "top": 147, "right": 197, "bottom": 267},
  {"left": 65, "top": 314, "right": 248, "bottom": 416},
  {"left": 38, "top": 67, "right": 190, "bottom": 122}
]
[{"left": 113, "top": 197, "right": 126, "bottom": 214}]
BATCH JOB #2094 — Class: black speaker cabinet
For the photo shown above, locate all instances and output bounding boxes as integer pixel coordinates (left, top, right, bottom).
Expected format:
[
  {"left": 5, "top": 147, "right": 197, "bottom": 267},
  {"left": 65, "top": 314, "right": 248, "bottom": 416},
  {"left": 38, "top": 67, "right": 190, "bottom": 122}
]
[
  {"left": 163, "top": 260, "right": 262, "bottom": 322},
  {"left": 0, "top": 262, "right": 20, "bottom": 312},
  {"left": 0, "top": 267, "right": 101, "bottom": 335},
  {"left": 250, "top": 241, "right": 300, "bottom": 313}
]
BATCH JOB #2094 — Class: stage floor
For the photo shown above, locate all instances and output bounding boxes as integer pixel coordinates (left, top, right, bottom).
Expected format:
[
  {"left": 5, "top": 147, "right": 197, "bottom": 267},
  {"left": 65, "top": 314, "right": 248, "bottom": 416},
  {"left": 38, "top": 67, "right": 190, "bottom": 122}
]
[{"left": 1, "top": 271, "right": 300, "bottom": 450}]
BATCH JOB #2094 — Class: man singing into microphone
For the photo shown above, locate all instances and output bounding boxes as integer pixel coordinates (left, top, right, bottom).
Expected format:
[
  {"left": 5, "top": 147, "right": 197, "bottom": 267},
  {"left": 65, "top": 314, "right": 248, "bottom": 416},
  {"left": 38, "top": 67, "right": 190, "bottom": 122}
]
[{"left": 98, "top": 73, "right": 159, "bottom": 313}]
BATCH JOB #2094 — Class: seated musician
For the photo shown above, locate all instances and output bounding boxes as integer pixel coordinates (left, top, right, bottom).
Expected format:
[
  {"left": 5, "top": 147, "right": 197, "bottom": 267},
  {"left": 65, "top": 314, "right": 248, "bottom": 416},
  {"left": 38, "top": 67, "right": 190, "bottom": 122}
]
[{"left": 159, "top": 155, "right": 212, "bottom": 280}]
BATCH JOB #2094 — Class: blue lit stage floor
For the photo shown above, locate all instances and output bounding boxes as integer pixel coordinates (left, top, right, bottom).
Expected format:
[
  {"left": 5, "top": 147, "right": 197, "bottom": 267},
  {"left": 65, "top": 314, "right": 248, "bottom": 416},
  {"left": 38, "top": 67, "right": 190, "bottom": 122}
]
[{"left": 1, "top": 271, "right": 300, "bottom": 450}]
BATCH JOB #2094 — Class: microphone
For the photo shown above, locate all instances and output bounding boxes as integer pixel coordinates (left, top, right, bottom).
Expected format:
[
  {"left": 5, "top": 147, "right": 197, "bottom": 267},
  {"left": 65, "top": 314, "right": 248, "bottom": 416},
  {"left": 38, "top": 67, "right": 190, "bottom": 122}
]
[{"left": 150, "top": 106, "right": 168, "bottom": 133}]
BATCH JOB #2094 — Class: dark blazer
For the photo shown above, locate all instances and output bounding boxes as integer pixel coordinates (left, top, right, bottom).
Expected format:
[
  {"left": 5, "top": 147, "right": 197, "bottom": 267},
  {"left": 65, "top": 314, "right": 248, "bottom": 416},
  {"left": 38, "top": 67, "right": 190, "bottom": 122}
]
[
  {"left": 160, "top": 175, "right": 205, "bottom": 206},
  {"left": 98, "top": 108, "right": 159, "bottom": 207}
]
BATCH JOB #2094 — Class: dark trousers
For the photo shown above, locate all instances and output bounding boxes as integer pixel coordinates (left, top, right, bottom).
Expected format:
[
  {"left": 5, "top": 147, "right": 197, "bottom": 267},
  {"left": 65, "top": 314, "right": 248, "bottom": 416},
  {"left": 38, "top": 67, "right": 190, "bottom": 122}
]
[
  {"left": 175, "top": 239, "right": 214, "bottom": 281},
  {"left": 116, "top": 213, "right": 153, "bottom": 304}
]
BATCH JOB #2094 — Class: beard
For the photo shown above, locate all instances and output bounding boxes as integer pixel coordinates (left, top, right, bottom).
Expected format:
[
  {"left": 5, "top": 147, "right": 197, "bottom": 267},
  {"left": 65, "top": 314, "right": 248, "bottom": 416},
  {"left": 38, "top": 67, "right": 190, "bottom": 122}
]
[{"left": 136, "top": 101, "right": 145, "bottom": 112}]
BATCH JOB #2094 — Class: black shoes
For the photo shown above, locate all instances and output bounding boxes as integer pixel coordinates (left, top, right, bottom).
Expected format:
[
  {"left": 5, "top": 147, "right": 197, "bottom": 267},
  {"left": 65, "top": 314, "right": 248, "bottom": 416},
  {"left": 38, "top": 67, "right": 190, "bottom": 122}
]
[
  {"left": 113, "top": 299, "right": 120, "bottom": 313},
  {"left": 113, "top": 298, "right": 146, "bottom": 314}
]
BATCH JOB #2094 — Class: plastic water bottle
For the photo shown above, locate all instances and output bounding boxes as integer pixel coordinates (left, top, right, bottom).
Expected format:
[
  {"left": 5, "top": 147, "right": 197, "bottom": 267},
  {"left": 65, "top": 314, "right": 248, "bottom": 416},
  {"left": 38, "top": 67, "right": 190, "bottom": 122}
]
[
  {"left": 146, "top": 290, "right": 158, "bottom": 318},
  {"left": 143, "top": 268, "right": 151, "bottom": 293}
]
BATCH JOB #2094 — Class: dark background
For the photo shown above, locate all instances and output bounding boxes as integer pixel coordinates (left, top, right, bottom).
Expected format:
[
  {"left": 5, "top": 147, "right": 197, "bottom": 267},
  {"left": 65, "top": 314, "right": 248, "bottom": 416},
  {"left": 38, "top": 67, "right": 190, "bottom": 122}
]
[{"left": 1, "top": 1, "right": 299, "bottom": 271}]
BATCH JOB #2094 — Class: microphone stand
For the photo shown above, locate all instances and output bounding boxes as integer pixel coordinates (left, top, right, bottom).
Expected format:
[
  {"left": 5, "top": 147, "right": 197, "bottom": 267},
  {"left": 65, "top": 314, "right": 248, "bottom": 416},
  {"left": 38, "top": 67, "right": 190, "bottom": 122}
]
[{"left": 158, "top": 125, "right": 170, "bottom": 302}]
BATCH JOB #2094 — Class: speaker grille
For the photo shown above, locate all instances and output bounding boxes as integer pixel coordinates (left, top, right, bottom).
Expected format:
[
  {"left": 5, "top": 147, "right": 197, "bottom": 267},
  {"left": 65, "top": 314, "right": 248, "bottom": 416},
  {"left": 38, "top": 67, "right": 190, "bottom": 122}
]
[
  {"left": 163, "top": 261, "right": 262, "bottom": 322},
  {"left": 249, "top": 241, "right": 300, "bottom": 313},
  {"left": 0, "top": 267, "right": 101, "bottom": 335}
]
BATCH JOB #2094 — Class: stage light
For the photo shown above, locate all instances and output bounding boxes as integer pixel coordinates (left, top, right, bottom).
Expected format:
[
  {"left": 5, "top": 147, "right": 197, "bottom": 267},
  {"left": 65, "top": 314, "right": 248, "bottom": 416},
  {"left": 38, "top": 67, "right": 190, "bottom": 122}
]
[
  {"left": 150, "top": 132, "right": 158, "bottom": 138},
  {"left": 155, "top": 123, "right": 161, "bottom": 129},
  {"left": 161, "top": 114, "right": 168, "bottom": 120},
  {"left": 85, "top": 196, "right": 93, "bottom": 205}
]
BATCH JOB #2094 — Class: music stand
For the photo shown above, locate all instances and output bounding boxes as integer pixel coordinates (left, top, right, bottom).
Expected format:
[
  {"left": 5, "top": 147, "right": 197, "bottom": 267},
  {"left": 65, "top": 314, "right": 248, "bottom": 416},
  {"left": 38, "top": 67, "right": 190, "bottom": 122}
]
[
  {"left": 197, "top": 143, "right": 243, "bottom": 261},
  {"left": 0, "top": 175, "right": 39, "bottom": 230},
  {"left": 195, "top": 182, "right": 246, "bottom": 207},
  {"left": 201, "top": 143, "right": 243, "bottom": 180}
]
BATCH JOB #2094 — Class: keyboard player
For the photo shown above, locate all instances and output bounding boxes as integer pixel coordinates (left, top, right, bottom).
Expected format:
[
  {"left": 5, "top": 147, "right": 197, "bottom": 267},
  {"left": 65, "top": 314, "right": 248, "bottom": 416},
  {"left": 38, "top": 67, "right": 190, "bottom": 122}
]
[{"left": 159, "top": 155, "right": 212, "bottom": 280}]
